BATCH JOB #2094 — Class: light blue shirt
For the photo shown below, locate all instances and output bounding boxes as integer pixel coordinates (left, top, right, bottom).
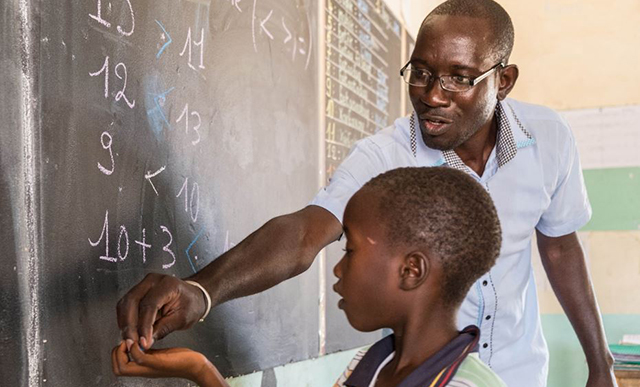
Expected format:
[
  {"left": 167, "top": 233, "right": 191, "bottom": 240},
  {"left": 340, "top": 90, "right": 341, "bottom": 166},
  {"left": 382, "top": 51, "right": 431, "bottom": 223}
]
[{"left": 311, "top": 98, "right": 592, "bottom": 387}]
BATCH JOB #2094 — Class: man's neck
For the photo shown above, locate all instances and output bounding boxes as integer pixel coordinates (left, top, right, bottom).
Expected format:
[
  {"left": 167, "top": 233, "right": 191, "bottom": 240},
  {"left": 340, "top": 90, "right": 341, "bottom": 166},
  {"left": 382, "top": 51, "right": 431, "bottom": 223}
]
[{"left": 454, "top": 116, "right": 498, "bottom": 177}]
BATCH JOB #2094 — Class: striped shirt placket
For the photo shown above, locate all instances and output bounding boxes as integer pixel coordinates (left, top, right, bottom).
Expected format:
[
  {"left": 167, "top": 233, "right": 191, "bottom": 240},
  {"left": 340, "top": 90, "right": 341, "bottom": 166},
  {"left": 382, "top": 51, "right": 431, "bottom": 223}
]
[{"left": 409, "top": 101, "right": 530, "bottom": 367}]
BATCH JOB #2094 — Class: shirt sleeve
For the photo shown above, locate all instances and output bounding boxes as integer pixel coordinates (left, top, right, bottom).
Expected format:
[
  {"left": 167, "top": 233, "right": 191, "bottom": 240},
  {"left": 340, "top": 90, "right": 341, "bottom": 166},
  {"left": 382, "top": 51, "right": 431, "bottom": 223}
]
[
  {"left": 310, "top": 139, "right": 388, "bottom": 224},
  {"left": 536, "top": 125, "right": 592, "bottom": 237}
]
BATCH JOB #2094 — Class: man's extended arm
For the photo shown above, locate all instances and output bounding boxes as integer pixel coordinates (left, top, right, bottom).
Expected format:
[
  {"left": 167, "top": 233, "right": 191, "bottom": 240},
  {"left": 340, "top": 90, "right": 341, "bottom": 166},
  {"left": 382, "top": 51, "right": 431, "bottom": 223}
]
[
  {"left": 536, "top": 230, "right": 617, "bottom": 387},
  {"left": 117, "top": 205, "right": 342, "bottom": 349}
]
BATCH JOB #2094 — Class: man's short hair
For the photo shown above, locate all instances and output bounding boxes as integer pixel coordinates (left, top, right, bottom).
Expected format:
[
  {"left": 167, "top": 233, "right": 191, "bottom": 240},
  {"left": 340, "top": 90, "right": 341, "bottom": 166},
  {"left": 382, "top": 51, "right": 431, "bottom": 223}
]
[
  {"left": 425, "top": 0, "right": 515, "bottom": 63},
  {"left": 362, "top": 167, "right": 502, "bottom": 307}
]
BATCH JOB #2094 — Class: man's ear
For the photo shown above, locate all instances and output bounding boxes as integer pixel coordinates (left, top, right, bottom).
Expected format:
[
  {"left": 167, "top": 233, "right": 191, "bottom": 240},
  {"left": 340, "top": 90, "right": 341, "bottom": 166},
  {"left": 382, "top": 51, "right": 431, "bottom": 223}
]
[
  {"left": 399, "top": 251, "right": 429, "bottom": 291},
  {"left": 497, "top": 64, "right": 519, "bottom": 101}
]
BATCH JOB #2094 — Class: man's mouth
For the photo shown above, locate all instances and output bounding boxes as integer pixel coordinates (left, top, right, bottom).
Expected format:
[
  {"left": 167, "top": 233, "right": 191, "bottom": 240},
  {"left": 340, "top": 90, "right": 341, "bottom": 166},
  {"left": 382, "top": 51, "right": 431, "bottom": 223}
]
[
  {"left": 421, "top": 119, "right": 451, "bottom": 135},
  {"left": 419, "top": 114, "right": 453, "bottom": 135}
]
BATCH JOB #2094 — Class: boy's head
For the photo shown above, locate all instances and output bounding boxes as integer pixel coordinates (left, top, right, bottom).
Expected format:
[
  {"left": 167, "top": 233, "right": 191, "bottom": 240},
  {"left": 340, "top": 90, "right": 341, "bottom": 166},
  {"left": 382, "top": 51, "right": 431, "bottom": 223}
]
[{"left": 333, "top": 167, "right": 501, "bottom": 332}]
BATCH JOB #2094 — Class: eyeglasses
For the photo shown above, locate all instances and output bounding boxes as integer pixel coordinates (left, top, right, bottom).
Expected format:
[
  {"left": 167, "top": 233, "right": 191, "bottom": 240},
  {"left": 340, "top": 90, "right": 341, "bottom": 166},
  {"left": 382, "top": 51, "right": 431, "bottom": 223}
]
[{"left": 399, "top": 62, "right": 504, "bottom": 92}]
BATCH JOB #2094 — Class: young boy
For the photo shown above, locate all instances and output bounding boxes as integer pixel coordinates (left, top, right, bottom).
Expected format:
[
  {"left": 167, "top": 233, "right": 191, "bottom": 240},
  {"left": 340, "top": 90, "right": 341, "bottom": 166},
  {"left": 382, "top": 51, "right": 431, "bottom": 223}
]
[{"left": 112, "top": 167, "right": 505, "bottom": 387}]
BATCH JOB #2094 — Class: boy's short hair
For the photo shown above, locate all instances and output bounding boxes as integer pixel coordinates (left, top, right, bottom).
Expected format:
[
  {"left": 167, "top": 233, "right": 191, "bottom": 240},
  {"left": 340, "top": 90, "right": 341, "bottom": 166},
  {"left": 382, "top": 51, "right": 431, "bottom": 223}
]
[{"left": 361, "top": 167, "right": 501, "bottom": 307}]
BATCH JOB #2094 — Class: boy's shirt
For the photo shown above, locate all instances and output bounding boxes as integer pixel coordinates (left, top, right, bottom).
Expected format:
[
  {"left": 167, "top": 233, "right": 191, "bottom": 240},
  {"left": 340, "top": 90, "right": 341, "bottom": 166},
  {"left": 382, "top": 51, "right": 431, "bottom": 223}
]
[{"left": 334, "top": 326, "right": 506, "bottom": 387}]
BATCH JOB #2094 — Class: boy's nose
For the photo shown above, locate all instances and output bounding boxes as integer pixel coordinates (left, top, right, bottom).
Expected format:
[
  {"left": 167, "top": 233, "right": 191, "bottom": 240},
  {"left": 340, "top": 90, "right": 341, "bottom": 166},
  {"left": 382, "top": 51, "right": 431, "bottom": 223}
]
[{"left": 333, "top": 257, "right": 344, "bottom": 279}]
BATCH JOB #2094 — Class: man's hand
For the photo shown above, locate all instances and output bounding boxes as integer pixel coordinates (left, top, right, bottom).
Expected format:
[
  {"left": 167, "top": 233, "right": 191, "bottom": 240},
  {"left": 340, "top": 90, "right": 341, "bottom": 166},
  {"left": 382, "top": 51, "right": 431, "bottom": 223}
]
[
  {"left": 116, "top": 273, "right": 205, "bottom": 350},
  {"left": 117, "top": 207, "right": 341, "bottom": 350},
  {"left": 111, "top": 341, "right": 228, "bottom": 387}
]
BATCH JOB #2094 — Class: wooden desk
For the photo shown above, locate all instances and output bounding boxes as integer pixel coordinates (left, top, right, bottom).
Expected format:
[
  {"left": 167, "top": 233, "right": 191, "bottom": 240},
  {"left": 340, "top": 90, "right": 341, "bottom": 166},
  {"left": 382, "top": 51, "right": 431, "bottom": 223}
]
[{"left": 615, "top": 370, "right": 640, "bottom": 387}]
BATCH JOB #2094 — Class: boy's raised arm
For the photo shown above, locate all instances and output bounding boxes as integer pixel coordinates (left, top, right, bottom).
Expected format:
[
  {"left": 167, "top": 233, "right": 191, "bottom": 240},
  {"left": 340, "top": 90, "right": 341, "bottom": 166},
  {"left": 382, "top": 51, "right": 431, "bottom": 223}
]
[{"left": 117, "top": 205, "right": 342, "bottom": 349}]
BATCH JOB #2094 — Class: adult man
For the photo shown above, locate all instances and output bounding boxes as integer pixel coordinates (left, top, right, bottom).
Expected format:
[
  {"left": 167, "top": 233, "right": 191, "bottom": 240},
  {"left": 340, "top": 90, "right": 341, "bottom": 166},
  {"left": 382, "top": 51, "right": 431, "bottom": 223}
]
[{"left": 117, "top": 1, "right": 616, "bottom": 386}]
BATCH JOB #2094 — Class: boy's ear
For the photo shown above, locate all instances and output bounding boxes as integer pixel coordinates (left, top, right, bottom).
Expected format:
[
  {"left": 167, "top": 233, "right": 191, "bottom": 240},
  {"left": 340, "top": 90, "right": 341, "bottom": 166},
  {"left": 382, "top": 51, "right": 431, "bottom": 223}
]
[{"left": 399, "top": 251, "right": 429, "bottom": 291}]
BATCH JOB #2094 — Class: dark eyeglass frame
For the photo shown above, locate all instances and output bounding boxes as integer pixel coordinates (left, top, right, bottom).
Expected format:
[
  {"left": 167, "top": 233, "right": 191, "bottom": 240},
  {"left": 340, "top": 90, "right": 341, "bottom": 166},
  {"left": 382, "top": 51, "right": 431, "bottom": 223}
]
[{"left": 399, "top": 61, "right": 505, "bottom": 92}]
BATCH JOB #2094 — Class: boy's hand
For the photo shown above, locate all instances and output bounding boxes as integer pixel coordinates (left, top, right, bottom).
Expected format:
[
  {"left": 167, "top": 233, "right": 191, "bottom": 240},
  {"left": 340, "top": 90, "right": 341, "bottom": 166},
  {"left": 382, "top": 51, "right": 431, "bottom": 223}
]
[{"left": 111, "top": 342, "right": 227, "bottom": 387}]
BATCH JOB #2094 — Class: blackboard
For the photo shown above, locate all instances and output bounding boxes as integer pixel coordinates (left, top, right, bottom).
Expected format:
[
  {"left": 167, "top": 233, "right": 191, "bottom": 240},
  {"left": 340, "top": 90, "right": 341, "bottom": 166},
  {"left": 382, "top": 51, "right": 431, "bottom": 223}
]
[
  {"left": 322, "top": 0, "right": 405, "bottom": 353},
  {"left": 324, "top": 0, "right": 403, "bottom": 181},
  {"left": 2, "top": 0, "right": 318, "bottom": 385},
  {"left": 1, "top": 0, "right": 412, "bottom": 385},
  {"left": 404, "top": 32, "right": 416, "bottom": 116}
]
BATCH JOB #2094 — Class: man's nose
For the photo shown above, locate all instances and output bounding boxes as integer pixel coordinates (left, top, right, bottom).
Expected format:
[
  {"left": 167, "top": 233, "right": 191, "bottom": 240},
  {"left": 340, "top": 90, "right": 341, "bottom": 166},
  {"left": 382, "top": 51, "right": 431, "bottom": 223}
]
[{"left": 418, "top": 78, "right": 450, "bottom": 108}]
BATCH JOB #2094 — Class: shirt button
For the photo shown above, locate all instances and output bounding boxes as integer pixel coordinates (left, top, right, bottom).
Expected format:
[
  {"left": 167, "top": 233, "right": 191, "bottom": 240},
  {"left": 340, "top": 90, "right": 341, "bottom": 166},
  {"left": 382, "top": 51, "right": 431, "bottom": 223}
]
[
  {"left": 483, "top": 343, "right": 489, "bottom": 349},
  {"left": 482, "top": 280, "right": 488, "bottom": 286},
  {"left": 485, "top": 315, "right": 491, "bottom": 320}
]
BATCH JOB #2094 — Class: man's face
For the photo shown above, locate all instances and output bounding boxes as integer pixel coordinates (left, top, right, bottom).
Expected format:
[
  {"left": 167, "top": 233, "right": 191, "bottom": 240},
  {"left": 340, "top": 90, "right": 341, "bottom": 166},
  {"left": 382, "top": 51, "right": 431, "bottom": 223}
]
[
  {"left": 409, "top": 15, "right": 501, "bottom": 151},
  {"left": 333, "top": 190, "right": 401, "bottom": 332}
]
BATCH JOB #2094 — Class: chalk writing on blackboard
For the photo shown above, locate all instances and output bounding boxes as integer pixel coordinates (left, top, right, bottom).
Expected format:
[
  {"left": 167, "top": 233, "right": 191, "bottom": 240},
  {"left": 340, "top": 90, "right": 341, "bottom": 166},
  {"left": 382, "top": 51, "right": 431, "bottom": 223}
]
[
  {"left": 89, "top": 56, "right": 135, "bottom": 108},
  {"left": 185, "top": 228, "right": 206, "bottom": 273},
  {"left": 176, "top": 177, "right": 200, "bottom": 223},
  {"left": 117, "top": 225, "right": 130, "bottom": 262},
  {"left": 251, "top": 0, "right": 313, "bottom": 69},
  {"left": 89, "top": 55, "right": 109, "bottom": 98},
  {"left": 89, "top": 0, "right": 135, "bottom": 36},
  {"left": 97, "top": 131, "right": 115, "bottom": 176},
  {"left": 160, "top": 226, "right": 177, "bottom": 269},
  {"left": 114, "top": 62, "right": 135, "bottom": 108},
  {"left": 176, "top": 103, "right": 202, "bottom": 146},
  {"left": 145, "top": 165, "right": 166, "bottom": 196},
  {"left": 88, "top": 208, "right": 182, "bottom": 269},
  {"left": 88, "top": 210, "right": 117, "bottom": 263},
  {"left": 89, "top": 0, "right": 112, "bottom": 28},
  {"left": 180, "top": 27, "right": 206, "bottom": 71},
  {"left": 228, "top": 0, "right": 243, "bottom": 13},
  {"left": 155, "top": 20, "right": 173, "bottom": 59},
  {"left": 134, "top": 228, "right": 151, "bottom": 264},
  {"left": 84, "top": 1, "right": 317, "bottom": 277}
]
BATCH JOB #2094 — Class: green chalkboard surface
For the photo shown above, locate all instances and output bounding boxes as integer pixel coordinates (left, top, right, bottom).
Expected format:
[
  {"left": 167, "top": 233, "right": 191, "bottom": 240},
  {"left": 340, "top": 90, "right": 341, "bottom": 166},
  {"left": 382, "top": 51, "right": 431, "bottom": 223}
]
[
  {"left": 1, "top": 0, "right": 414, "bottom": 385},
  {"left": 2, "top": 0, "right": 319, "bottom": 385}
]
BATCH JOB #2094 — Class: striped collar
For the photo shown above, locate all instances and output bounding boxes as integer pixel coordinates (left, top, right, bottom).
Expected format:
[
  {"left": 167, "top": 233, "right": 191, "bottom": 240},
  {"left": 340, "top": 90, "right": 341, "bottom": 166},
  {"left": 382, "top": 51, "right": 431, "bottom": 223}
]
[
  {"left": 410, "top": 100, "right": 535, "bottom": 171},
  {"left": 343, "top": 326, "right": 480, "bottom": 387}
]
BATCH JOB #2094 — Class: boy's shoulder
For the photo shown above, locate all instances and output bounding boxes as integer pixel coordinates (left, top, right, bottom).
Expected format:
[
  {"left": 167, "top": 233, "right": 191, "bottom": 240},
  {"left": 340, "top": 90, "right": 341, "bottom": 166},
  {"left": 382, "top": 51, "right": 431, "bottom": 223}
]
[
  {"left": 447, "top": 353, "right": 507, "bottom": 387},
  {"left": 333, "top": 349, "right": 507, "bottom": 387}
]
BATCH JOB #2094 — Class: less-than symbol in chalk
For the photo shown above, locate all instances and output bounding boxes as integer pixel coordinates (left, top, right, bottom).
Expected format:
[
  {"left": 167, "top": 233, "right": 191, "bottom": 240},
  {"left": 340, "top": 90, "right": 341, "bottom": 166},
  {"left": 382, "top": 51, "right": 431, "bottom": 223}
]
[
  {"left": 260, "top": 10, "right": 274, "bottom": 40},
  {"left": 145, "top": 165, "right": 166, "bottom": 196}
]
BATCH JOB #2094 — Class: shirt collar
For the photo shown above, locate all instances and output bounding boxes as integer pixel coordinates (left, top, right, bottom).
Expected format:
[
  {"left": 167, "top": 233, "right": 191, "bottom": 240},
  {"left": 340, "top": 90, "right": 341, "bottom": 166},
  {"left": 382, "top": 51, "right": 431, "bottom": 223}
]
[
  {"left": 344, "top": 326, "right": 480, "bottom": 387},
  {"left": 411, "top": 100, "right": 535, "bottom": 171}
]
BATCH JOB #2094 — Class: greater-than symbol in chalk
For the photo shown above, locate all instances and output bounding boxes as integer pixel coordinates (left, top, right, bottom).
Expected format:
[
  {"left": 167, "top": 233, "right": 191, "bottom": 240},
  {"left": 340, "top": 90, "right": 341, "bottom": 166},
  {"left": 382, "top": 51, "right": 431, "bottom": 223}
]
[{"left": 155, "top": 20, "right": 173, "bottom": 59}]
